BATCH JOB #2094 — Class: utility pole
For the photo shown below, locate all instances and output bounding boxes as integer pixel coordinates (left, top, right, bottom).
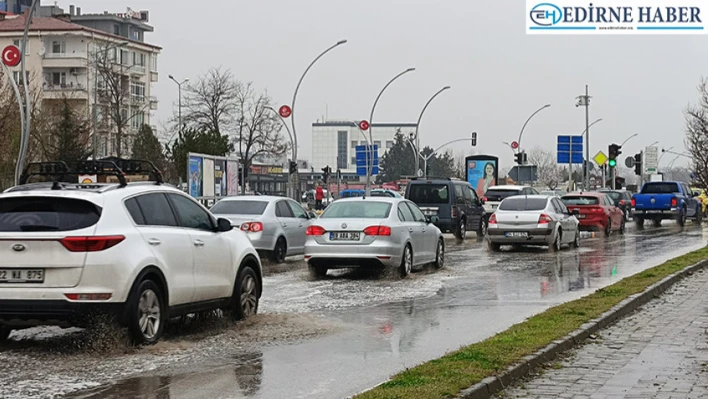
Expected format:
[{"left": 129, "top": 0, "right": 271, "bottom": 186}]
[{"left": 576, "top": 85, "right": 591, "bottom": 190}]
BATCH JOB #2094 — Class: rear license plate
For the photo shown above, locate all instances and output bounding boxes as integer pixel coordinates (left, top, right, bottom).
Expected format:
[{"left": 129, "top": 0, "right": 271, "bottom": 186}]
[
  {"left": 0, "top": 269, "right": 44, "bottom": 283},
  {"left": 491, "top": 205, "right": 497, "bottom": 209},
  {"left": 577, "top": 214, "right": 586, "bottom": 219},
  {"left": 645, "top": 210, "right": 662, "bottom": 214},
  {"left": 423, "top": 210, "right": 436, "bottom": 216},
  {"left": 505, "top": 232, "right": 528, "bottom": 238},
  {"left": 330, "top": 232, "right": 360, "bottom": 241}
]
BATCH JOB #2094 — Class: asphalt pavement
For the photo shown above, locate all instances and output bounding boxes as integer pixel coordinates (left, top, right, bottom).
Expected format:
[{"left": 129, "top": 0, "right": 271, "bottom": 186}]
[{"left": 3, "top": 222, "right": 707, "bottom": 399}]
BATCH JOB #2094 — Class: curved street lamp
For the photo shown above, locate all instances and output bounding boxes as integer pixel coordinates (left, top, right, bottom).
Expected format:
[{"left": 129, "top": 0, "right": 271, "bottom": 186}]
[
  {"left": 620, "top": 133, "right": 639, "bottom": 147},
  {"left": 517, "top": 104, "right": 551, "bottom": 153},
  {"left": 413, "top": 86, "right": 451, "bottom": 175},
  {"left": 365, "top": 67, "right": 416, "bottom": 194},
  {"left": 15, "top": 0, "right": 38, "bottom": 185},
  {"left": 423, "top": 136, "right": 475, "bottom": 179}
]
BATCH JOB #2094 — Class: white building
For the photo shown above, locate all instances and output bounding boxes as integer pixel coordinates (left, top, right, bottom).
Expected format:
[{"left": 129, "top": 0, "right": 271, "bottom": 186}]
[
  {"left": 311, "top": 120, "right": 417, "bottom": 173},
  {"left": 0, "top": 6, "right": 160, "bottom": 157}
]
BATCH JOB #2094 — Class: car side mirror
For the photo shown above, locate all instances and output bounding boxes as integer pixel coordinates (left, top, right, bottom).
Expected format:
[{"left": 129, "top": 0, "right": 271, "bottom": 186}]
[
  {"left": 426, "top": 215, "right": 439, "bottom": 224},
  {"left": 216, "top": 217, "right": 233, "bottom": 232},
  {"left": 307, "top": 211, "right": 317, "bottom": 219},
  {"left": 571, "top": 209, "right": 580, "bottom": 216}
]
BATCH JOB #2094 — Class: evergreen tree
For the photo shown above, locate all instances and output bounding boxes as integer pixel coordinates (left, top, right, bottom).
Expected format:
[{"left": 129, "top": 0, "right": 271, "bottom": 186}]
[
  {"left": 168, "top": 128, "right": 233, "bottom": 182},
  {"left": 43, "top": 99, "right": 91, "bottom": 164},
  {"left": 377, "top": 133, "right": 416, "bottom": 183},
  {"left": 132, "top": 124, "right": 166, "bottom": 170}
]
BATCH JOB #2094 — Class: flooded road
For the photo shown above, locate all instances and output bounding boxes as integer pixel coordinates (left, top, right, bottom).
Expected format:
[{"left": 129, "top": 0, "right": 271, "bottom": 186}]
[{"left": 3, "top": 224, "right": 706, "bottom": 399}]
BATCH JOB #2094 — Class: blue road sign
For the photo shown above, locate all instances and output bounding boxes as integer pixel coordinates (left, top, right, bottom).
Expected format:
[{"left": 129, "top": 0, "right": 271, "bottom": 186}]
[
  {"left": 355, "top": 144, "right": 379, "bottom": 176},
  {"left": 557, "top": 135, "right": 584, "bottom": 164}
]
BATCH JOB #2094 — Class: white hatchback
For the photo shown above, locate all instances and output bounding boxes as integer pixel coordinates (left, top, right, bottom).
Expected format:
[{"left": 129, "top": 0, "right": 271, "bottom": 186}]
[{"left": 0, "top": 180, "right": 262, "bottom": 345}]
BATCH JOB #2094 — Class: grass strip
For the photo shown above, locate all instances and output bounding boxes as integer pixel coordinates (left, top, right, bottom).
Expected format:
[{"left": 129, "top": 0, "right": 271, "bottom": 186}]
[{"left": 356, "top": 245, "right": 708, "bottom": 399}]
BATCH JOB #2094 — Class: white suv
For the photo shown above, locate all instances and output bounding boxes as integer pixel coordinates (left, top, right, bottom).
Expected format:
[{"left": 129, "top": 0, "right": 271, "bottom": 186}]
[{"left": 0, "top": 177, "right": 262, "bottom": 345}]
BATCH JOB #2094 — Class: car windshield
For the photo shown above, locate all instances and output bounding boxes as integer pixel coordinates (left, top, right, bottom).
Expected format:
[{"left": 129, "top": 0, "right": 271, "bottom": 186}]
[
  {"left": 408, "top": 184, "right": 449, "bottom": 204},
  {"left": 562, "top": 196, "right": 599, "bottom": 205},
  {"left": 0, "top": 197, "right": 101, "bottom": 232},
  {"left": 210, "top": 200, "right": 268, "bottom": 215},
  {"left": 320, "top": 201, "right": 391, "bottom": 219},
  {"left": 484, "top": 189, "right": 521, "bottom": 201},
  {"left": 641, "top": 183, "right": 680, "bottom": 194},
  {"left": 498, "top": 197, "right": 547, "bottom": 211}
]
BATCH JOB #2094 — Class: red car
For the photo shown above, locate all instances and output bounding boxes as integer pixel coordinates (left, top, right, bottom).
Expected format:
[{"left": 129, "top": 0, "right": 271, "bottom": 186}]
[{"left": 560, "top": 192, "right": 625, "bottom": 236}]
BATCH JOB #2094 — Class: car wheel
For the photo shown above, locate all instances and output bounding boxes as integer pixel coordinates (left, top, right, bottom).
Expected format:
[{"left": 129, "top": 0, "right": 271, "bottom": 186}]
[
  {"left": 127, "top": 279, "right": 165, "bottom": 345},
  {"left": 619, "top": 218, "right": 626, "bottom": 235},
  {"left": 232, "top": 265, "right": 259, "bottom": 320},
  {"left": 308, "top": 264, "right": 328, "bottom": 278},
  {"left": 635, "top": 217, "right": 644, "bottom": 229},
  {"left": 270, "top": 237, "right": 287, "bottom": 263},
  {"left": 572, "top": 229, "right": 580, "bottom": 248},
  {"left": 604, "top": 219, "right": 612, "bottom": 237},
  {"left": 623, "top": 209, "right": 629, "bottom": 222},
  {"left": 549, "top": 230, "right": 562, "bottom": 252},
  {"left": 455, "top": 218, "right": 466, "bottom": 241},
  {"left": 0, "top": 326, "right": 11, "bottom": 342},
  {"left": 399, "top": 245, "right": 412, "bottom": 278},
  {"left": 433, "top": 239, "right": 445, "bottom": 269},
  {"left": 477, "top": 218, "right": 487, "bottom": 237},
  {"left": 677, "top": 208, "right": 687, "bottom": 227},
  {"left": 653, "top": 218, "right": 662, "bottom": 227},
  {"left": 487, "top": 240, "right": 501, "bottom": 252},
  {"left": 696, "top": 207, "right": 703, "bottom": 224}
]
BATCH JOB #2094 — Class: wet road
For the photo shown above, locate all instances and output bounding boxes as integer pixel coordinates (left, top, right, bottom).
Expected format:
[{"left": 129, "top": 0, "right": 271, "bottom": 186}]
[{"left": 56, "top": 223, "right": 708, "bottom": 399}]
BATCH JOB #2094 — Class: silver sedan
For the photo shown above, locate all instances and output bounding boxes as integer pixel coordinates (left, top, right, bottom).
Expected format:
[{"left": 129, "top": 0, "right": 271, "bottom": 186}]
[
  {"left": 304, "top": 197, "right": 444, "bottom": 278},
  {"left": 486, "top": 195, "right": 580, "bottom": 252},
  {"left": 210, "top": 195, "right": 317, "bottom": 263}
]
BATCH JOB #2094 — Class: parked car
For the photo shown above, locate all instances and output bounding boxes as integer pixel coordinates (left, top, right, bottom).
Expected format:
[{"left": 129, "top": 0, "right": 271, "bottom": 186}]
[
  {"left": 405, "top": 178, "right": 486, "bottom": 240},
  {"left": 304, "top": 197, "right": 444, "bottom": 278},
  {"left": 339, "top": 189, "right": 365, "bottom": 198},
  {"left": 487, "top": 195, "right": 580, "bottom": 252},
  {"left": 0, "top": 162, "right": 262, "bottom": 345},
  {"left": 561, "top": 192, "right": 625, "bottom": 236},
  {"left": 211, "top": 196, "right": 316, "bottom": 263},
  {"left": 598, "top": 189, "right": 633, "bottom": 220},
  {"left": 631, "top": 181, "right": 702, "bottom": 228},
  {"left": 482, "top": 185, "right": 538, "bottom": 217},
  {"left": 371, "top": 189, "right": 403, "bottom": 198}
]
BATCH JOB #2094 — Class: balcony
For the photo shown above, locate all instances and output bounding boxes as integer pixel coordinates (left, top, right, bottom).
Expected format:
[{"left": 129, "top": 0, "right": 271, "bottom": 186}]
[
  {"left": 131, "top": 94, "right": 146, "bottom": 104},
  {"left": 42, "top": 82, "right": 89, "bottom": 100},
  {"left": 150, "top": 71, "right": 158, "bottom": 83},
  {"left": 42, "top": 52, "right": 88, "bottom": 69},
  {"left": 130, "top": 65, "right": 146, "bottom": 76},
  {"left": 150, "top": 96, "right": 158, "bottom": 110}
]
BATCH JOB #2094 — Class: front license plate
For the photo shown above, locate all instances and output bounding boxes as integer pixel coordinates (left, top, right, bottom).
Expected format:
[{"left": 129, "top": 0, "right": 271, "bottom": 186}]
[
  {"left": 330, "top": 232, "right": 360, "bottom": 241},
  {"left": 505, "top": 232, "right": 528, "bottom": 238},
  {"left": 0, "top": 269, "right": 44, "bottom": 283}
]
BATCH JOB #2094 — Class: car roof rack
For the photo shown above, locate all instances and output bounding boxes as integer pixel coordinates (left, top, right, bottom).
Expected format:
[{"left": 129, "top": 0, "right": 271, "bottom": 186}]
[{"left": 18, "top": 158, "right": 163, "bottom": 188}]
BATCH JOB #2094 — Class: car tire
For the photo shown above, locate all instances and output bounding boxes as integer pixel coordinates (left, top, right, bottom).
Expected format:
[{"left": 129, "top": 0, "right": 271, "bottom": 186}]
[
  {"left": 635, "top": 217, "right": 644, "bottom": 229},
  {"left": 604, "top": 219, "right": 612, "bottom": 237},
  {"left": 399, "top": 245, "right": 412, "bottom": 278},
  {"left": 126, "top": 279, "right": 165, "bottom": 346},
  {"left": 433, "top": 239, "right": 445, "bottom": 269},
  {"left": 696, "top": 207, "right": 703, "bottom": 224},
  {"left": 653, "top": 218, "right": 662, "bottom": 227},
  {"left": 231, "top": 265, "right": 260, "bottom": 321},
  {"left": 0, "top": 326, "right": 11, "bottom": 342},
  {"left": 487, "top": 240, "right": 501, "bottom": 252},
  {"left": 572, "top": 229, "right": 580, "bottom": 248},
  {"left": 476, "top": 217, "right": 487, "bottom": 238},
  {"left": 270, "top": 237, "right": 287, "bottom": 263},
  {"left": 619, "top": 218, "right": 626, "bottom": 235},
  {"left": 677, "top": 208, "right": 687, "bottom": 227},
  {"left": 549, "top": 230, "right": 562, "bottom": 252},
  {"left": 455, "top": 218, "right": 466, "bottom": 241},
  {"left": 308, "top": 264, "right": 328, "bottom": 278}
]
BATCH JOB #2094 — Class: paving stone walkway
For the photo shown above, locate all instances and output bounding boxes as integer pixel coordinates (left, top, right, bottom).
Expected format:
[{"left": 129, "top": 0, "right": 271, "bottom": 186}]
[{"left": 498, "top": 269, "right": 708, "bottom": 399}]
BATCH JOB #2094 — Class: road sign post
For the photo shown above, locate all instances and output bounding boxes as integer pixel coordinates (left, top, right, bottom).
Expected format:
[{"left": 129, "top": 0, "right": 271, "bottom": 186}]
[
  {"left": 2, "top": 45, "right": 21, "bottom": 67},
  {"left": 557, "top": 135, "right": 583, "bottom": 192},
  {"left": 355, "top": 144, "right": 379, "bottom": 177},
  {"left": 644, "top": 146, "right": 659, "bottom": 175}
]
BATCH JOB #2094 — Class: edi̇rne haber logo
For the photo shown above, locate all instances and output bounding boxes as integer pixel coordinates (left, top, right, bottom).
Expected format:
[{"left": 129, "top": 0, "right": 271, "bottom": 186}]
[{"left": 526, "top": 0, "right": 706, "bottom": 34}]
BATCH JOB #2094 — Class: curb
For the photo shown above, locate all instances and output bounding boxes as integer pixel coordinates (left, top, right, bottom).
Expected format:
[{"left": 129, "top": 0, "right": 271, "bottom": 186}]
[{"left": 457, "top": 258, "right": 708, "bottom": 399}]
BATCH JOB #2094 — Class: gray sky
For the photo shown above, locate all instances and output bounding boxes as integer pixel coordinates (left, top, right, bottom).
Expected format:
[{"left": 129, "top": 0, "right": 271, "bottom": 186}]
[{"left": 58, "top": 0, "right": 701, "bottom": 168}]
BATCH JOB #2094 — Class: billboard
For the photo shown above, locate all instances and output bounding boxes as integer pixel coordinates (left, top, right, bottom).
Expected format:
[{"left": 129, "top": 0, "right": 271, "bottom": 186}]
[
  {"left": 227, "top": 160, "right": 240, "bottom": 196},
  {"left": 203, "top": 158, "right": 215, "bottom": 197},
  {"left": 466, "top": 155, "right": 499, "bottom": 197},
  {"left": 214, "top": 160, "right": 227, "bottom": 197},
  {"left": 188, "top": 153, "right": 240, "bottom": 199},
  {"left": 188, "top": 156, "right": 203, "bottom": 198}
]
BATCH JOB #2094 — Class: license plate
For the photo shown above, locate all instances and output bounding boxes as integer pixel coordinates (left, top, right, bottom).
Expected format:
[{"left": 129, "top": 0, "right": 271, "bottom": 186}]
[
  {"left": 505, "top": 232, "right": 528, "bottom": 238},
  {"left": 645, "top": 210, "right": 662, "bottom": 214},
  {"left": 491, "top": 205, "right": 498, "bottom": 208},
  {"left": 0, "top": 269, "right": 45, "bottom": 283},
  {"left": 577, "top": 214, "right": 586, "bottom": 219},
  {"left": 330, "top": 232, "right": 360, "bottom": 241}
]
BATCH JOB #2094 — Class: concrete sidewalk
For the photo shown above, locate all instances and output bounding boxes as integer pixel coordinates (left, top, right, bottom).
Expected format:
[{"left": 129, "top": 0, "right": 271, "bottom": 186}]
[{"left": 498, "top": 269, "right": 708, "bottom": 399}]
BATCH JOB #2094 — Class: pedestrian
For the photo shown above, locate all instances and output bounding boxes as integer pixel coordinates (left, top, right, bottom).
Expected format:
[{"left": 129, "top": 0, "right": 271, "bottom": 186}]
[{"left": 315, "top": 183, "right": 324, "bottom": 210}]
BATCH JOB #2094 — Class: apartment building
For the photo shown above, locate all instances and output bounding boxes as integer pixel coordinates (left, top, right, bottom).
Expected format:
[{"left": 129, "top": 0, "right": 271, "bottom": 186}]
[{"left": 0, "top": 6, "right": 160, "bottom": 157}]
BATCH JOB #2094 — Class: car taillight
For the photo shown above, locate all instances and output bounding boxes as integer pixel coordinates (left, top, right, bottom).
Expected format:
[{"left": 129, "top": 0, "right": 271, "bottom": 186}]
[
  {"left": 538, "top": 214, "right": 552, "bottom": 224},
  {"left": 590, "top": 207, "right": 604, "bottom": 212},
  {"left": 631, "top": 198, "right": 636, "bottom": 207},
  {"left": 619, "top": 200, "right": 625, "bottom": 205},
  {"left": 364, "top": 226, "right": 392, "bottom": 236},
  {"left": 306, "top": 225, "right": 326, "bottom": 236},
  {"left": 59, "top": 236, "right": 125, "bottom": 252},
  {"left": 240, "top": 222, "right": 263, "bottom": 232},
  {"left": 451, "top": 206, "right": 458, "bottom": 218},
  {"left": 64, "top": 293, "right": 112, "bottom": 301},
  {"left": 488, "top": 214, "right": 497, "bottom": 225},
  {"left": 482, "top": 197, "right": 488, "bottom": 202},
  {"left": 671, "top": 197, "right": 678, "bottom": 207}
]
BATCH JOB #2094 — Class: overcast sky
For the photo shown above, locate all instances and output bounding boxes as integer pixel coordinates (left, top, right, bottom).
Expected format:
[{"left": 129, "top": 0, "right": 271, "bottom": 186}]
[{"left": 55, "top": 0, "right": 701, "bottom": 168}]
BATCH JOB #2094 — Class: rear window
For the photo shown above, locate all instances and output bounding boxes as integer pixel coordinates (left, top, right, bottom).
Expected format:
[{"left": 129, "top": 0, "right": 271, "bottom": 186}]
[
  {"left": 498, "top": 197, "right": 548, "bottom": 211},
  {"left": 641, "top": 183, "right": 680, "bottom": 194},
  {"left": 408, "top": 184, "right": 449, "bottom": 204},
  {"left": 320, "top": 201, "right": 391, "bottom": 219},
  {"left": 562, "top": 196, "right": 599, "bottom": 205},
  {"left": 0, "top": 197, "right": 100, "bottom": 232},
  {"left": 484, "top": 189, "right": 521, "bottom": 201},
  {"left": 210, "top": 200, "right": 268, "bottom": 215}
]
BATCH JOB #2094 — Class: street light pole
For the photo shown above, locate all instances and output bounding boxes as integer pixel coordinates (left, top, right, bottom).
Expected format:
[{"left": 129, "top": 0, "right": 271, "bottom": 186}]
[
  {"left": 168, "top": 75, "right": 189, "bottom": 139},
  {"left": 14, "top": 0, "right": 37, "bottom": 184},
  {"left": 413, "top": 86, "right": 451, "bottom": 177},
  {"left": 290, "top": 39, "right": 347, "bottom": 198},
  {"left": 265, "top": 106, "right": 295, "bottom": 198},
  {"left": 366, "top": 68, "right": 416, "bottom": 195},
  {"left": 576, "top": 85, "right": 592, "bottom": 190},
  {"left": 423, "top": 137, "right": 474, "bottom": 179},
  {"left": 516, "top": 103, "right": 551, "bottom": 156},
  {"left": 612, "top": 133, "right": 638, "bottom": 189}
]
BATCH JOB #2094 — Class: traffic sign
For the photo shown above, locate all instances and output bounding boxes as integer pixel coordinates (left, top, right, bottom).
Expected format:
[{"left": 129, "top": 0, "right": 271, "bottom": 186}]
[
  {"left": 557, "top": 135, "right": 583, "bottom": 164},
  {"left": 593, "top": 151, "right": 608, "bottom": 167},
  {"left": 278, "top": 105, "right": 292, "bottom": 118},
  {"left": 644, "top": 146, "right": 659, "bottom": 174},
  {"left": 625, "top": 156, "right": 635, "bottom": 168},
  {"left": 358, "top": 120, "right": 370, "bottom": 131},
  {"left": 355, "top": 144, "right": 379, "bottom": 176},
  {"left": 511, "top": 141, "right": 519, "bottom": 149},
  {"left": 2, "top": 45, "right": 20, "bottom": 67}
]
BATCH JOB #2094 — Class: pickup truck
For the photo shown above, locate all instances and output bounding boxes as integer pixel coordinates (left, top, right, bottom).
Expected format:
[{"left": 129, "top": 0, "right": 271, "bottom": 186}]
[{"left": 631, "top": 181, "right": 702, "bottom": 228}]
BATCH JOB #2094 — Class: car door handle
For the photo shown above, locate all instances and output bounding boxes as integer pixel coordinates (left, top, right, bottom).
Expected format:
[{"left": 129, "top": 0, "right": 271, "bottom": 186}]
[
  {"left": 147, "top": 238, "right": 161, "bottom": 246},
  {"left": 193, "top": 239, "right": 205, "bottom": 247},
  {"left": 408, "top": 227, "right": 414, "bottom": 232},
  {"left": 282, "top": 223, "right": 288, "bottom": 227},
  {"left": 299, "top": 223, "right": 303, "bottom": 227}
]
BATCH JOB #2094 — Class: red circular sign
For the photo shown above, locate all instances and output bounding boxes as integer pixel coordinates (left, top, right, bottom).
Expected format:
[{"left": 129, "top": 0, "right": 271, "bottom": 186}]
[
  {"left": 511, "top": 141, "right": 519, "bottom": 149},
  {"left": 278, "top": 105, "right": 292, "bottom": 118},
  {"left": 359, "top": 120, "right": 370, "bottom": 131},
  {"left": 2, "top": 45, "right": 21, "bottom": 67}
]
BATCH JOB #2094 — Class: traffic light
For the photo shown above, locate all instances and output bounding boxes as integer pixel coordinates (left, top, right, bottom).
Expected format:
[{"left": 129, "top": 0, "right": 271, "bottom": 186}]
[
  {"left": 634, "top": 153, "right": 642, "bottom": 175},
  {"left": 288, "top": 161, "right": 297, "bottom": 174},
  {"left": 471, "top": 132, "right": 477, "bottom": 147},
  {"left": 322, "top": 166, "right": 331, "bottom": 184},
  {"left": 608, "top": 144, "right": 621, "bottom": 168},
  {"left": 514, "top": 152, "right": 527, "bottom": 165}
]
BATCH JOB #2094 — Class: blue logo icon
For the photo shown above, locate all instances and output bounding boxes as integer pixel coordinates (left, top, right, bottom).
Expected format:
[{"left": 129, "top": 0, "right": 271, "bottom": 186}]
[{"left": 530, "top": 3, "right": 563, "bottom": 26}]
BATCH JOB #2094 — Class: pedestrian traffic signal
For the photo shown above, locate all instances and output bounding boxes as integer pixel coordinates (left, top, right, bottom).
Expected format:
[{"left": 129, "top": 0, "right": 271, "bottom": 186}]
[
  {"left": 634, "top": 153, "right": 642, "bottom": 175},
  {"left": 608, "top": 144, "right": 621, "bottom": 168},
  {"left": 289, "top": 161, "right": 297, "bottom": 174}
]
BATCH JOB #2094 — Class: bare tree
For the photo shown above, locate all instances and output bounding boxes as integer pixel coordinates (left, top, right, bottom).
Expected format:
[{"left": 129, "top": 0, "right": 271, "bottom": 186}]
[
  {"left": 528, "top": 146, "right": 562, "bottom": 189},
  {"left": 685, "top": 78, "right": 708, "bottom": 188},
  {"left": 182, "top": 67, "right": 241, "bottom": 135}
]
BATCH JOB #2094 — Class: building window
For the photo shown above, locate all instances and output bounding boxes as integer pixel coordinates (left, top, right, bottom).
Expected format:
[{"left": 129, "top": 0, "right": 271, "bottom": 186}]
[
  {"left": 12, "top": 39, "right": 29, "bottom": 55},
  {"left": 51, "top": 41, "right": 66, "bottom": 54},
  {"left": 51, "top": 72, "right": 66, "bottom": 86},
  {"left": 386, "top": 140, "right": 394, "bottom": 149},
  {"left": 113, "top": 24, "right": 121, "bottom": 35},
  {"left": 351, "top": 141, "right": 357, "bottom": 149},
  {"left": 100, "top": 136, "right": 108, "bottom": 157},
  {"left": 150, "top": 53, "right": 158, "bottom": 72},
  {"left": 374, "top": 140, "right": 381, "bottom": 149},
  {"left": 13, "top": 71, "right": 29, "bottom": 85},
  {"left": 351, "top": 156, "right": 356, "bottom": 166},
  {"left": 133, "top": 52, "right": 145, "bottom": 66},
  {"left": 120, "top": 50, "right": 130, "bottom": 65},
  {"left": 130, "top": 107, "right": 145, "bottom": 129},
  {"left": 337, "top": 131, "right": 347, "bottom": 170},
  {"left": 130, "top": 81, "right": 145, "bottom": 101}
]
